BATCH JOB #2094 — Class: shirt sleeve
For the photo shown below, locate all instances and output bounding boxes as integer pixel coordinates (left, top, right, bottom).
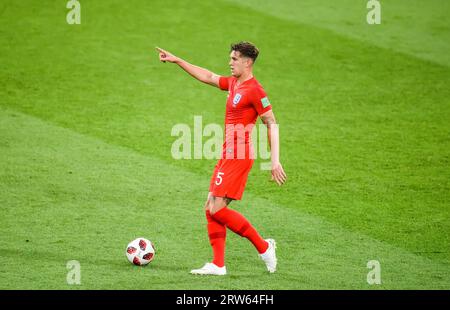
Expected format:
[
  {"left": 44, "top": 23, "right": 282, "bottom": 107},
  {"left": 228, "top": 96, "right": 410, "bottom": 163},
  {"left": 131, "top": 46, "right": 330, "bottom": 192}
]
[
  {"left": 252, "top": 86, "right": 272, "bottom": 116},
  {"left": 218, "top": 76, "right": 231, "bottom": 91}
]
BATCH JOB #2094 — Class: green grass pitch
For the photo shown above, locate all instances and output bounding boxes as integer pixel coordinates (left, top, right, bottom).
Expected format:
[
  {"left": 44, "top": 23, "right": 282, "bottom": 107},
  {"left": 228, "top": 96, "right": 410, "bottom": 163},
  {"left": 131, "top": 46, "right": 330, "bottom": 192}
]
[{"left": 0, "top": 0, "right": 449, "bottom": 289}]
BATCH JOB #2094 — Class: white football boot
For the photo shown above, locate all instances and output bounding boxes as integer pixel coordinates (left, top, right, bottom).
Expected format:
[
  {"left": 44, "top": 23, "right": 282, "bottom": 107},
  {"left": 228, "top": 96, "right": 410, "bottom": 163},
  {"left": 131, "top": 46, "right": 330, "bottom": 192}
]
[
  {"left": 190, "top": 262, "right": 227, "bottom": 276},
  {"left": 259, "top": 239, "right": 277, "bottom": 273}
]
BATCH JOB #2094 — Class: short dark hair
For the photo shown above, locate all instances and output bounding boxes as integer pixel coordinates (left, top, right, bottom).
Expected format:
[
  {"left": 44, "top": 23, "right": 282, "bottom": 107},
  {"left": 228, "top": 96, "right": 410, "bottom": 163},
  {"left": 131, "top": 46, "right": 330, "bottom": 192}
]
[{"left": 230, "top": 41, "right": 259, "bottom": 63}]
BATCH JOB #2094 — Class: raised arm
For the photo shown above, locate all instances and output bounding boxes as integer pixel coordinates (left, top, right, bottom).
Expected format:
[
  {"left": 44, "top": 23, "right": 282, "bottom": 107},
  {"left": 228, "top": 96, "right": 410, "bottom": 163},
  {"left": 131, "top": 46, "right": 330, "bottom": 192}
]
[
  {"left": 156, "top": 47, "right": 220, "bottom": 88},
  {"left": 260, "top": 110, "right": 287, "bottom": 186}
]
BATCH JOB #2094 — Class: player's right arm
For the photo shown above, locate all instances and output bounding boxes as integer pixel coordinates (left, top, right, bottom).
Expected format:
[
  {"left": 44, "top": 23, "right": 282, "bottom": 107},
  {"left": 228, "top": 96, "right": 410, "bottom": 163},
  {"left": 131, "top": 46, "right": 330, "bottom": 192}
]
[{"left": 156, "top": 47, "right": 220, "bottom": 88}]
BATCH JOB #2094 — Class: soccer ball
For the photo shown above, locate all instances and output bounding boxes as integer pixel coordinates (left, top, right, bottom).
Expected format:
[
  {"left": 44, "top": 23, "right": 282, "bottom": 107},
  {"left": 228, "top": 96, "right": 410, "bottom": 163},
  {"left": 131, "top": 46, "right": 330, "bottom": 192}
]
[{"left": 126, "top": 237, "right": 155, "bottom": 266}]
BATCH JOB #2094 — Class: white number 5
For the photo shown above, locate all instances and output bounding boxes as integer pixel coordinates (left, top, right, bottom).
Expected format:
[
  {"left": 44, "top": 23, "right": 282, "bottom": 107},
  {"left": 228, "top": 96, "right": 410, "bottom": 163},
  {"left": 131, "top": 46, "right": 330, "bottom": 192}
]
[{"left": 215, "top": 172, "right": 224, "bottom": 185}]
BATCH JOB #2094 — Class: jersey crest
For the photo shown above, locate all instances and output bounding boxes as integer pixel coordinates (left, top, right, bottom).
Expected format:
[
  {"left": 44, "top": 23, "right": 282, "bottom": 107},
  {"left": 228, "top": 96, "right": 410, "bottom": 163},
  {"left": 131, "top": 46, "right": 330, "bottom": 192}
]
[{"left": 233, "top": 93, "right": 242, "bottom": 106}]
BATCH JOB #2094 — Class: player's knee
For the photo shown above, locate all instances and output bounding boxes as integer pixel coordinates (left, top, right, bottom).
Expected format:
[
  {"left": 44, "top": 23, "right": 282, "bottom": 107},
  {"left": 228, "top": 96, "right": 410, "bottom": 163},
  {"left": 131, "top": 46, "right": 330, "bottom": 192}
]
[
  {"left": 204, "top": 192, "right": 213, "bottom": 210},
  {"left": 203, "top": 200, "right": 210, "bottom": 210},
  {"left": 209, "top": 197, "right": 228, "bottom": 215}
]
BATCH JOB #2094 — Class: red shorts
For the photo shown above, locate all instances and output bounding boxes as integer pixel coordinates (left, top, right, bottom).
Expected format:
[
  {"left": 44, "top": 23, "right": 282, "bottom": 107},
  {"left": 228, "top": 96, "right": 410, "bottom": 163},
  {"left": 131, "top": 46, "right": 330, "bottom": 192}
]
[{"left": 209, "top": 158, "right": 254, "bottom": 200}]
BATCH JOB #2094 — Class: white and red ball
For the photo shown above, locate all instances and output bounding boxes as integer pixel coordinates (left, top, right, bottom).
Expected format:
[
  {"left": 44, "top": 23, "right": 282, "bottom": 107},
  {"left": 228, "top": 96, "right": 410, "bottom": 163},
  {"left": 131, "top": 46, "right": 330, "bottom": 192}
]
[{"left": 126, "top": 237, "right": 155, "bottom": 266}]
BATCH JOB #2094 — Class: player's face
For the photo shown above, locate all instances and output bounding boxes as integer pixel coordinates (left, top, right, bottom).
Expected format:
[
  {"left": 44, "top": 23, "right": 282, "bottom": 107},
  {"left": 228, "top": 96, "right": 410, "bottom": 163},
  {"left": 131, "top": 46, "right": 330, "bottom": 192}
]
[{"left": 229, "top": 51, "right": 250, "bottom": 77}]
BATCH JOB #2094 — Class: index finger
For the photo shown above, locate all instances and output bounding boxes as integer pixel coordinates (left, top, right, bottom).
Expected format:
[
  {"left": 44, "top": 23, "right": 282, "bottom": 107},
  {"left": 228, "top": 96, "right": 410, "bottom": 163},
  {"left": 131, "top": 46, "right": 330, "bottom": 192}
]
[{"left": 155, "top": 47, "right": 166, "bottom": 53}]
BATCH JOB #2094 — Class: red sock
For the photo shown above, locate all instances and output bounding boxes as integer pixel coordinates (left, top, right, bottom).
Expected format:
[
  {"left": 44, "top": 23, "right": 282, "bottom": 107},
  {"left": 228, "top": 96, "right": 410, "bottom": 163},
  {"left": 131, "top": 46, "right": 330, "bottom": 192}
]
[
  {"left": 212, "top": 207, "right": 268, "bottom": 254},
  {"left": 206, "top": 210, "right": 226, "bottom": 267}
]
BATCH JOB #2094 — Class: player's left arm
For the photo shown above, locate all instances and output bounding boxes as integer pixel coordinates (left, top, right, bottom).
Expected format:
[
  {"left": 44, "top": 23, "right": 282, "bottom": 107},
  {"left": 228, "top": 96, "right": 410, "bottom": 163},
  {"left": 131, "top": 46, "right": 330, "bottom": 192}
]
[{"left": 260, "top": 110, "right": 287, "bottom": 186}]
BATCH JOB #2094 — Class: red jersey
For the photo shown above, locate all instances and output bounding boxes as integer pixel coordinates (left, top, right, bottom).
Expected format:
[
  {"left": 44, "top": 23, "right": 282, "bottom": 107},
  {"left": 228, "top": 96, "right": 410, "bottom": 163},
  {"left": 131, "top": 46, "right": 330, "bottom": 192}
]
[{"left": 218, "top": 76, "right": 272, "bottom": 159}]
